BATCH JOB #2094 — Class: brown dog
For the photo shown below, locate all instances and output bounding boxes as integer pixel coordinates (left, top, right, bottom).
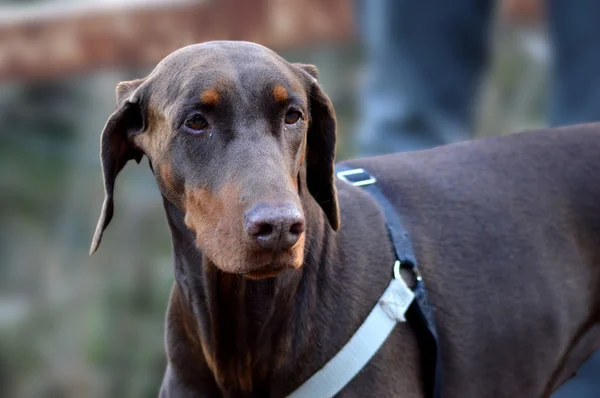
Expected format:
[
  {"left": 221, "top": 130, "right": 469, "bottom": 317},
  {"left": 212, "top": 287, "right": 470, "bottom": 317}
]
[{"left": 90, "top": 41, "right": 600, "bottom": 397}]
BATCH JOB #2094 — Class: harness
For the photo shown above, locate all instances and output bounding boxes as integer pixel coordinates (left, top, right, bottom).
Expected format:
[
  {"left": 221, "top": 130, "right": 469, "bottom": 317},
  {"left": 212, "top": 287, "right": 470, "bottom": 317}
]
[{"left": 288, "top": 167, "right": 442, "bottom": 398}]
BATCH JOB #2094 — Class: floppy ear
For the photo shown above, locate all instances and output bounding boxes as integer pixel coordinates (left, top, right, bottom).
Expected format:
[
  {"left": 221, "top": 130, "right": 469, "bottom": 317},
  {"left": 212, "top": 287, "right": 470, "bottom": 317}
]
[
  {"left": 89, "top": 79, "right": 146, "bottom": 255},
  {"left": 295, "top": 63, "right": 340, "bottom": 231}
]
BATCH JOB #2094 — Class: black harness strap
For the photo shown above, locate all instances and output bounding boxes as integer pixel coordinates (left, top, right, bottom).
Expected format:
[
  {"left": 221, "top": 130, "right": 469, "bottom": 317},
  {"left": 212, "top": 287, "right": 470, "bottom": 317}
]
[{"left": 336, "top": 166, "right": 442, "bottom": 398}]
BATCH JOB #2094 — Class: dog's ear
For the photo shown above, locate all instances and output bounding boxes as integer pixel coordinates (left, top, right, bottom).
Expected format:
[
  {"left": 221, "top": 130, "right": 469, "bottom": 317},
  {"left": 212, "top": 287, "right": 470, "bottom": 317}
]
[
  {"left": 294, "top": 63, "right": 319, "bottom": 79},
  {"left": 295, "top": 63, "right": 340, "bottom": 231},
  {"left": 89, "top": 78, "right": 146, "bottom": 255}
]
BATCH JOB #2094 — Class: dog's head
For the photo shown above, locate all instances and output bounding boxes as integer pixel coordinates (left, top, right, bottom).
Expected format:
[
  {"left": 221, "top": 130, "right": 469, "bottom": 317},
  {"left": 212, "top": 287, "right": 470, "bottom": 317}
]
[{"left": 90, "top": 41, "right": 339, "bottom": 279}]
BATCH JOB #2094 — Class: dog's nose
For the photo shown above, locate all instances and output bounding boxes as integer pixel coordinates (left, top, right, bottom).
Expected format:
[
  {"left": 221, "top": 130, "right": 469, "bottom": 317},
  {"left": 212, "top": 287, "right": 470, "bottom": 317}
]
[{"left": 244, "top": 202, "right": 305, "bottom": 250}]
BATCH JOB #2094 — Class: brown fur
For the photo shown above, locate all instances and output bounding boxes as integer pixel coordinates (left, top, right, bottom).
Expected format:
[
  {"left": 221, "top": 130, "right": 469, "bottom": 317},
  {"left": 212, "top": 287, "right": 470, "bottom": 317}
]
[
  {"left": 272, "top": 84, "right": 288, "bottom": 103},
  {"left": 133, "top": 101, "right": 172, "bottom": 157},
  {"left": 90, "top": 41, "right": 600, "bottom": 398},
  {"left": 200, "top": 89, "right": 220, "bottom": 106}
]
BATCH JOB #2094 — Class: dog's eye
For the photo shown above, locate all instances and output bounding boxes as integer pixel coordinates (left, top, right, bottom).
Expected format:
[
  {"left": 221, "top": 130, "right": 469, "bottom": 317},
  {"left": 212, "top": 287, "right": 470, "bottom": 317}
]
[
  {"left": 284, "top": 110, "right": 302, "bottom": 125},
  {"left": 185, "top": 115, "right": 209, "bottom": 132}
]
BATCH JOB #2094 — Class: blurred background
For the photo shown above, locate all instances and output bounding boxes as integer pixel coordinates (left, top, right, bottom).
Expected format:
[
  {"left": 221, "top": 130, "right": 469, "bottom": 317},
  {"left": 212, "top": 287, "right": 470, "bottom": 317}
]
[{"left": 0, "top": 0, "right": 582, "bottom": 397}]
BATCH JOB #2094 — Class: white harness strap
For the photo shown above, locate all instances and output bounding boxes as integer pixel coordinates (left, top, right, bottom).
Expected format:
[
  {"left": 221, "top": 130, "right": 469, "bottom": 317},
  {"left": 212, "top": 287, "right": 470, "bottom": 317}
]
[{"left": 287, "top": 262, "right": 415, "bottom": 398}]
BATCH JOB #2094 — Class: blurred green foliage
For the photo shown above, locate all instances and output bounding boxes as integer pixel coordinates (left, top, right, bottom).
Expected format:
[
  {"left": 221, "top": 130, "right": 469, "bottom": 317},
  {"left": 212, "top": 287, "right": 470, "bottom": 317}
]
[{"left": 0, "top": 71, "right": 175, "bottom": 397}]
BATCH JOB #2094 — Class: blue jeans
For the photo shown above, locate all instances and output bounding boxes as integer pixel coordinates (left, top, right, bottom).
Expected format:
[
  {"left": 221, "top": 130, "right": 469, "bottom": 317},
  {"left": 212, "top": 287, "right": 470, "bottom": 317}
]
[
  {"left": 356, "top": 0, "right": 600, "bottom": 154},
  {"left": 356, "top": 0, "right": 600, "bottom": 395}
]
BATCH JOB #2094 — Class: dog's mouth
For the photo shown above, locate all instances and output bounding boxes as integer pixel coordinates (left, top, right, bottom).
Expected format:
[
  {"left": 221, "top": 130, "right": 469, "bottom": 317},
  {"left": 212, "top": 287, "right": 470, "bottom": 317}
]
[
  {"left": 237, "top": 240, "right": 304, "bottom": 279},
  {"left": 243, "top": 264, "right": 286, "bottom": 279},
  {"left": 242, "top": 259, "right": 300, "bottom": 280},
  {"left": 190, "top": 221, "right": 305, "bottom": 278}
]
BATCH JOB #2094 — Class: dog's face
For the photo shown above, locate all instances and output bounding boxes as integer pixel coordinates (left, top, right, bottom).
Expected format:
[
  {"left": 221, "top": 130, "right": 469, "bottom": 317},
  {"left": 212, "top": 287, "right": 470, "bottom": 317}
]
[{"left": 89, "top": 41, "right": 339, "bottom": 279}]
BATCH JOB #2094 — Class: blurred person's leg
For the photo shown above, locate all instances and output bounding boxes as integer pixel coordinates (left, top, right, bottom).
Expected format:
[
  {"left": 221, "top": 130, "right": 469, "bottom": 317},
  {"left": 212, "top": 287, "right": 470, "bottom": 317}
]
[
  {"left": 548, "top": 0, "right": 600, "bottom": 126},
  {"left": 355, "top": 0, "right": 494, "bottom": 156},
  {"left": 550, "top": 352, "right": 600, "bottom": 397},
  {"left": 546, "top": 2, "right": 600, "bottom": 396}
]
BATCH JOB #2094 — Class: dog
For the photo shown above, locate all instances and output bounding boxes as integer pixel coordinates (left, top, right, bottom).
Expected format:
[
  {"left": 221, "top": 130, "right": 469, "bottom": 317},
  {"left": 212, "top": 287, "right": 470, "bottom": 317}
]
[{"left": 90, "top": 41, "right": 600, "bottom": 397}]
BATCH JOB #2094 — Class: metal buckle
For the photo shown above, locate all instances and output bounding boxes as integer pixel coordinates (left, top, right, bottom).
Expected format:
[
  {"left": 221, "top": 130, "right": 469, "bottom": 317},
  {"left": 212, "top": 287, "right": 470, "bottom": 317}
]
[
  {"left": 393, "top": 260, "right": 423, "bottom": 282},
  {"left": 336, "top": 168, "right": 377, "bottom": 187}
]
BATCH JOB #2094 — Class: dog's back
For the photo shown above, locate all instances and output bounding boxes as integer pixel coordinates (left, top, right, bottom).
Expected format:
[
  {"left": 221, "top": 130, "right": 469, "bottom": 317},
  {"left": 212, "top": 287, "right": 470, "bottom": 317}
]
[{"left": 341, "top": 123, "right": 600, "bottom": 396}]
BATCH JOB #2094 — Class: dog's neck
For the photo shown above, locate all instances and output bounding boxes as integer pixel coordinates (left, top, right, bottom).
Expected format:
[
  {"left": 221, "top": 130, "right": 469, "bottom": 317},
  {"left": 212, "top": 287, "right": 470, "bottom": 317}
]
[{"left": 162, "top": 191, "right": 333, "bottom": 395}]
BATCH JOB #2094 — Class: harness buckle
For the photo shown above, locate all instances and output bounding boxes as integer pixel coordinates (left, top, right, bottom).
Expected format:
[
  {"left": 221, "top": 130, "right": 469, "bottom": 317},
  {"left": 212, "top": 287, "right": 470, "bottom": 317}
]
[
  {"left": 393, "top": 260, "right": 423, "bottom": 284},
  {"left": 336, "top": 168, "right": 377, "bottom": 186}
]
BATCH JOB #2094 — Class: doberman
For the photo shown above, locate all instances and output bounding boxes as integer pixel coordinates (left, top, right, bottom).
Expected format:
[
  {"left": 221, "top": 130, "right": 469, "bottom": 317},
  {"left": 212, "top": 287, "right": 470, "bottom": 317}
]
[{"left": 90, "top": 41, "right": 600, "bottom": 397}]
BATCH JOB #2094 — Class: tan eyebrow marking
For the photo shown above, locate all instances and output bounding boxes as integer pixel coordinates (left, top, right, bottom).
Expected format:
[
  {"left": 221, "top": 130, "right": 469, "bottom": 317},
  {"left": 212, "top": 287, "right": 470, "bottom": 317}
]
[
  {"left": 272, "top": 84, "right": 288, "bottom": 103},
  {"left": 200, "top": 88, "right": 220, "bottom": 106}
]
